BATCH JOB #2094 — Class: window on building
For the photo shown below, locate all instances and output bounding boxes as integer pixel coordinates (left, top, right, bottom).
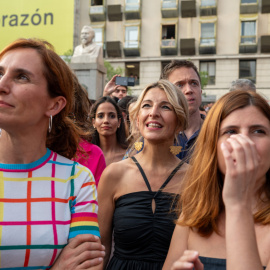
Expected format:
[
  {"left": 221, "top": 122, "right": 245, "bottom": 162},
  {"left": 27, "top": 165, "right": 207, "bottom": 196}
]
[
  {"left": 239, "top": 60, "right": 256, "bottom": 83},
  {"left": 162, "top": 0, "right": 177, "bottom": 9},
  {"left": 201, "top": 0, "right": 216, "bottom": 6},
  {"left": 125, "top": 62, "right": 140, "bottom": 85},
  {"left": 241, "top": 21, "right": 256, "bottom": 44},
  {"left": 161, "top": 25, "right": 176, "bottom": 47},
  {"left": 92, "top": 27, "right": 103, "bottom": 47},
  {"left": 200, "top": 23, "right": 215, "bottom": 45},
  {"left": 125, "top": 26, "right": 140, "bottom": 48},
  {"left": 125, "top": 0, "right": 140, "bottom": 11},
  {"left": 200, "top": 61, "right": 216, "bottom": 85},
  {"left": 91, "top": 0, "right": 103, "bottom": 5},
  {"left": 241, "top": 0, "right": 257, "bottom": 3}
]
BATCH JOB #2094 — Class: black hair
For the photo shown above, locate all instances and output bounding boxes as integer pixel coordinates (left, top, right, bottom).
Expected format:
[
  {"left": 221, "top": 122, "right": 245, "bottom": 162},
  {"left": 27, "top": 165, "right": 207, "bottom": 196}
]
[{"left": 90, "top": 96, "right": 128, "bottom": 149}]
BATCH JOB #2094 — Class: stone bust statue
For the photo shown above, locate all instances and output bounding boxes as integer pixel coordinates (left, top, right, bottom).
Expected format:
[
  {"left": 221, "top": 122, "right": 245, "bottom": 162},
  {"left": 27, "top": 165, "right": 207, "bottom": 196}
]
[{"left": 72, "top": 25, "right": 103, "bottom": 63}]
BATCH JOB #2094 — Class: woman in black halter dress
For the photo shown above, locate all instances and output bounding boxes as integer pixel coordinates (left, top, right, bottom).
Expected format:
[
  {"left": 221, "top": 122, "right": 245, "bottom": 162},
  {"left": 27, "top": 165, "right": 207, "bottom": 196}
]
[{"left": 98, "top": 80, "right": 189, "bottom": 270}]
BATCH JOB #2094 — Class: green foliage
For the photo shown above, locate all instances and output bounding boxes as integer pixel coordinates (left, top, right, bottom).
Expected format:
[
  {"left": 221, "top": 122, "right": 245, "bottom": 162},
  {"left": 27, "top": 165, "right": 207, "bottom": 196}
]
[
  {"left": 199, "top": 71, "right": 209, "bottom": 90},
  {"left": 62, "top": 49, "right": 73, "bottom": 64},
  {"left": 104, "top": 61, "right": 124, "bottom": 82}
]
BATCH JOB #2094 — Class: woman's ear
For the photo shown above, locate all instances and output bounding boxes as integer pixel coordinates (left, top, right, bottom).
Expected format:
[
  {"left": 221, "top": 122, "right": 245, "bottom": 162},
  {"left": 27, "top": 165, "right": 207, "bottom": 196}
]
[
  {"left": 136, "top": 116, "right": 140, "bottom": 129},
  {"left": 45, "top": 96, "right": 67, "bottom": 117}
]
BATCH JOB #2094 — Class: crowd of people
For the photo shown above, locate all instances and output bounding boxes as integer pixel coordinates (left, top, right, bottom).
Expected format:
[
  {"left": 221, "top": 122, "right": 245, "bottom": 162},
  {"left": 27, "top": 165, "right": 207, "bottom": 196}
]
[{"left": 0, "top": 38, "right": 269, "bottom": 270}]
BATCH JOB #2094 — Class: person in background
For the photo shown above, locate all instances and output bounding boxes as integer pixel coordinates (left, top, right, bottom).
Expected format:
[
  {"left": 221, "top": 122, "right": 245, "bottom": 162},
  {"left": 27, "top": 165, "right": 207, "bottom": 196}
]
[
  {"left": 103, "top": 74, "right": 128, "bottom": 101},
  {"left": 112, "top": 85, "right": 128, "bottom": 101},
  {"left": 90, "top": 96, "right": 128, "bottom": 166},
  {"left": 71, "top": 74, "right": 106, "bottom": 187},
  {"left": 0, "top": 38, "right": 104, "bottom": 269},
  {"left": 229, "top": 78, "right": 256, "bottom": 92},
  {"left": 199, "top": 105, "right": 207, "bottom": 116},
  {"left": 118, "top": 95, "right": 137, "bottom": 137},
  {"left": 163, "top": 90, "right": 270, "bottom": 270},
  {"left": 98, "top": 80, "right": 189, "bottom": 270},
  {"left": 160, "top": 60, "right": 204, "bottom": 163}
]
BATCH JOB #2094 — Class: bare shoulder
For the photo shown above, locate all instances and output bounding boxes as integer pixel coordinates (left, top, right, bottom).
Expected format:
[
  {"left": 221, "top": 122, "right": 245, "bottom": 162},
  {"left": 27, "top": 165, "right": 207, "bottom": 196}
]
[
  {"left": 108, "top": 158, "right": 133, "bottom": 174},
  {"left": 99, "top": 158, "right": 134, "bottom": 187}
]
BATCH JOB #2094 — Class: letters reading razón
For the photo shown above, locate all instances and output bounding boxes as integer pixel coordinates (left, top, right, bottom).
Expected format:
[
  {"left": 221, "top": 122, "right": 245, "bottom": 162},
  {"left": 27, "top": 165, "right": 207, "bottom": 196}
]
[{"left": 1, "top": 9, "right": 54, "bottom": 27}]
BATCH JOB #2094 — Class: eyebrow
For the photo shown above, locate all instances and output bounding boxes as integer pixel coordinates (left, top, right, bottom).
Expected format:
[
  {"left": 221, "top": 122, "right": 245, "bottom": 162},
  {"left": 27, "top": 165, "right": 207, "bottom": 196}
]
[
  {"left": 220, "top": 124, "right": 268, "bottom": 130},
  {"left": 97, "top": 111, "right": 116, "bottom": 114},
  {"left": 142, "top": 99, "right": 171, "bottom": 105},
  {"left": 14, "top": 68, "right": 35, "bottom": 77},
  {"left": 0, "top": 66, "right": 35, "bottom": 77},
  {"left": 174, "top": 78, "right": 199, "bottom": 84}
]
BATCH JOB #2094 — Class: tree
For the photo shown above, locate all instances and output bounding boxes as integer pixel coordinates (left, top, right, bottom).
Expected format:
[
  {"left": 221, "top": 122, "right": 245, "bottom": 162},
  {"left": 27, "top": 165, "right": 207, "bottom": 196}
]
[
  {"left": 199, "top": 71, "right": 209, "bottom": 90},
  {"left": 62, "top": 49, "right": 73, "bottom": 64},
  {"left": 104, "top": 61, "right": 124, "bottom": 82}
]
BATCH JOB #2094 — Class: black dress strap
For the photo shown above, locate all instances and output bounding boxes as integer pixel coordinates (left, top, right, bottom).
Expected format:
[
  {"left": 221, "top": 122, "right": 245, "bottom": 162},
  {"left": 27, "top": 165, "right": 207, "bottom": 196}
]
[
  {"left": 131, "top": 156, "right": 185, "bottom": 196},
  {"left": 159, "top": 160, "right": 185, "bottom": 190},
  {"left": 131, "top": 156, "right": 152, "bottom": 192}
]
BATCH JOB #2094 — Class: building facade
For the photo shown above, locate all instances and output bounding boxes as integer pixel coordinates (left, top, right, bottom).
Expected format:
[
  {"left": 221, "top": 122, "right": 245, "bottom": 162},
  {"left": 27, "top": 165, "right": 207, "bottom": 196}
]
[{"left": 74, "top": 0, "right": 270, "bottom": 101}]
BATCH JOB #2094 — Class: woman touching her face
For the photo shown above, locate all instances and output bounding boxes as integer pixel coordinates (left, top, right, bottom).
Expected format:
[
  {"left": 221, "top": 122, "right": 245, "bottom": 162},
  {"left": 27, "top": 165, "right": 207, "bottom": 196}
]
[
  {"left": 0, "top": 39, "right": 104, "bottom": 269},
  {"left": 163, "top": 90, "right": 270, "bottom": 270}
]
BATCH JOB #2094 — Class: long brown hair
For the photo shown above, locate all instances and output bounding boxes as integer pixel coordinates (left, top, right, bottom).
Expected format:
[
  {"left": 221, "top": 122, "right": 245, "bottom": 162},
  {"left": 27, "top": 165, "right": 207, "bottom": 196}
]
[
  {"left": 178, "top": 90, "right": 270, "bottom": 236},
  {"left": 0, "top": 39, "right": 81, "bottom": 159}
]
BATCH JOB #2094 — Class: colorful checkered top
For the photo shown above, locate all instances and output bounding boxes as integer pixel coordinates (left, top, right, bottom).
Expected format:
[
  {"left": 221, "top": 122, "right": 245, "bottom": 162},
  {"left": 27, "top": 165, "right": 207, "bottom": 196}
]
[{"left": 0, "top": 149, "right": 100, "bottom": 269}]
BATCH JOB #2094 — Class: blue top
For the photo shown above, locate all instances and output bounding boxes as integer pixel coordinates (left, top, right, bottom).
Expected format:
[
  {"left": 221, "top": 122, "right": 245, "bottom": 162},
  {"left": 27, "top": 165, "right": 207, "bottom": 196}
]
[{"left": 176, "top": 114, "right": 205, "bottom": 163}]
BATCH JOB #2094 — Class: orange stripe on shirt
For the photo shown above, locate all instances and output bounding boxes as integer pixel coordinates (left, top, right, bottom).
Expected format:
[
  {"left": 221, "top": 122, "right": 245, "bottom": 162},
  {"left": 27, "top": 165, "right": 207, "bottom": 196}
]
[
  {"left": 71, "top": 216, "right": 98, "bottom": 223},
  {"left": 0, "top": 196, "right": 76, "bottom": 203},
  {"left": 81, "top": 182, "right": 95, "bottom": 188}
]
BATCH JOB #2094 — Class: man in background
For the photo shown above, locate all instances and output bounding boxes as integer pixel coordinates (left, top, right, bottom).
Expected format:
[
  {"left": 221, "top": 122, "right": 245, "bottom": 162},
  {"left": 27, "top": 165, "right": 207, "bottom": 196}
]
[{"left": 160, "top": 60, "right": 204, "bottom": 162}]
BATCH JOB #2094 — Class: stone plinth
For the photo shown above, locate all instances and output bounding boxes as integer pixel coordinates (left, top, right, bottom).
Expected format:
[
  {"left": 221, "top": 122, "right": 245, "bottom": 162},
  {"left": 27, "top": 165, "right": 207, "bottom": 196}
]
[{"left": 70, "top": 61, "right": 106, "bottom": 101}]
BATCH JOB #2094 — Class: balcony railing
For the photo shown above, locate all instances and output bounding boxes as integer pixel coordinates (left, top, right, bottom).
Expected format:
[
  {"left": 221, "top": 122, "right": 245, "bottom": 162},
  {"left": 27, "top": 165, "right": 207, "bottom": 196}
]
[
  {"left": 199, "top": 38, "right": 216, "bottom": 54},
  {"left": 161, "top": 39, "right": 176, "bottom": 47},
  {"left": 125, "top": 40, "right": 139, "bottom": 48},
  {"left": 90, "top": 6, "right": 104, "bottom": 13},
  {"left": 201, "top": 0, "right": 216, "bottom": 6},
  {"left": 200, "top": 37, "right": 215, "bottom": 46},
  {"left": 90, "top": 5, "right": 105, "bottom": 21},
  {"left": 125, "top": 3, "right": 140, "bottom": 11},
  {"left": 241, "top": 36, "right": 256, "bottom": 44},
  {"left": 124, "top": 1, "right": 141, "bottom": 19},
  {"left": 161, "top": 39, "right": 177, "bottom": 55},
  {"left": 162, "top": 0, "right": 177, "bottom": 9},
  {"left": 124, "top": 40, "right": 140, "bottom": 56}
]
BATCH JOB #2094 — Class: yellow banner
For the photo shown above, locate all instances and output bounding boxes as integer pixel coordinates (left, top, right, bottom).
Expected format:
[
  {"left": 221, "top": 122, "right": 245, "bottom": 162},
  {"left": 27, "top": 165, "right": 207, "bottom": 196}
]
[{"left": 0, "top": 0, "right": 74, "bottom": 55}]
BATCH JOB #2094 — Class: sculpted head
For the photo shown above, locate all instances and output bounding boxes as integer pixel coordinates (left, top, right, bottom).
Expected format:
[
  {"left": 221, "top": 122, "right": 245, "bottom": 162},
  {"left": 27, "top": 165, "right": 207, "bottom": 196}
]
[{"left": 80, "top": 26, "right": 95, "bottom": 46}]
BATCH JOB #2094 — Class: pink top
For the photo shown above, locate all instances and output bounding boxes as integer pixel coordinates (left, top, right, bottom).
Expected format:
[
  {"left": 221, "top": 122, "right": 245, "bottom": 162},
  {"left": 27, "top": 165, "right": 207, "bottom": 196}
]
[{"left": 74, "top": 140, "right": 106, "bottom": 187}]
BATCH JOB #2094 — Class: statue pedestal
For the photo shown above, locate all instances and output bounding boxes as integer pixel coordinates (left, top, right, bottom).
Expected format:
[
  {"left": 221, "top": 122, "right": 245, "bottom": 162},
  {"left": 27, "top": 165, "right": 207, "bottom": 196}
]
[{"left": 69, "top": 62, "right": 106, "bottom": 101}]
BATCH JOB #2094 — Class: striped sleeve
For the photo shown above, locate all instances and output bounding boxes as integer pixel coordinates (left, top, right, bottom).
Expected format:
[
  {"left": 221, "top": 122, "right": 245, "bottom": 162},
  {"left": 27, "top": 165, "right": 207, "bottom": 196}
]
[{"left": 69, "top": 164, "right": 100, "bottom": 239}]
